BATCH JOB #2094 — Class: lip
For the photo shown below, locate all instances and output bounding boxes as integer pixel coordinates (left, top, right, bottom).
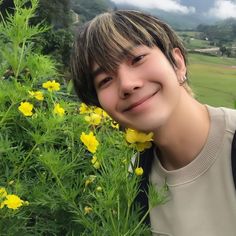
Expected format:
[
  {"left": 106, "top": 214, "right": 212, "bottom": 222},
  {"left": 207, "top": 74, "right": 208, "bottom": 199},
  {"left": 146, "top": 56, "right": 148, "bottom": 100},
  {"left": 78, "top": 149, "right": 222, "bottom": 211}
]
[{"left": 123, "top": 89, "right": 160, "bottom": 112}]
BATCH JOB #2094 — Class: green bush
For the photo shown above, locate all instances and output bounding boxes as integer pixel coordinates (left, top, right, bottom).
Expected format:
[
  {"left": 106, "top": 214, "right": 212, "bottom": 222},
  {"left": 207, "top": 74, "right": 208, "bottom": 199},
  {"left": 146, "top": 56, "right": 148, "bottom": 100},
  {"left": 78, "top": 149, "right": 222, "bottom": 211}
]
[{"left": 0, "top": 0, "right": 167, "bottom": 235}]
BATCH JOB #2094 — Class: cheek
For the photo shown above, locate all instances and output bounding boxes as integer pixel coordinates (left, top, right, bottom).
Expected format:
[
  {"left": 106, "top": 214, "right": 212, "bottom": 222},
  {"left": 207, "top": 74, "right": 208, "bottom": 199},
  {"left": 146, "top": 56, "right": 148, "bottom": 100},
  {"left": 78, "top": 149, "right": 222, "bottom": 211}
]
[
  {"left": 144, "top": 61, "right": 176, "bottom": 81},
  {"left": 97, "top": 91, "right": 116, "bottom": 113}
]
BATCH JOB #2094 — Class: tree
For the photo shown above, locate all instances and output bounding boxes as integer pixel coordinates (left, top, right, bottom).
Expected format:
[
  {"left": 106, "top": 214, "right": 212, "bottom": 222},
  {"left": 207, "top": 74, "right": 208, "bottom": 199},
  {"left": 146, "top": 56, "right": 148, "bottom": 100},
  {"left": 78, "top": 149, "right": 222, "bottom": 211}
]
[
  {"left": 29, "top": 0, "right": 73, "bottom": 71},
  {"left": 220, "top": 46, "right": 227, "bottom": 56},
  {"left": 31, "top": 0, "right": 71, "bottom": 29},
  {"left": 196, "top": 18, "right": 236, "bottom": 46},
  {"left": 0, "top": 0, "right": 14, "bottom": 18},
  {"left": 71, "top": 0, "right": 113, "bottom": 23},
  {"left": 226, "top": 48, "right": 232, "bottom": 57}
]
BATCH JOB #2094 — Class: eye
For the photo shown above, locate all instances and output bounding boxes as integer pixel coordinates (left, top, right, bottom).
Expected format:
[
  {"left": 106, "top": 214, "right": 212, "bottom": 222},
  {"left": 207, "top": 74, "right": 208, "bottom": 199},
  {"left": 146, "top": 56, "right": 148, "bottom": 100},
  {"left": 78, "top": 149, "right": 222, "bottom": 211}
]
[
  {"left": 131, "top": 55, "right": 146, "bottom": 65},
  {"left": 97, "top": 76, "right": 113, "bottom": 89}
]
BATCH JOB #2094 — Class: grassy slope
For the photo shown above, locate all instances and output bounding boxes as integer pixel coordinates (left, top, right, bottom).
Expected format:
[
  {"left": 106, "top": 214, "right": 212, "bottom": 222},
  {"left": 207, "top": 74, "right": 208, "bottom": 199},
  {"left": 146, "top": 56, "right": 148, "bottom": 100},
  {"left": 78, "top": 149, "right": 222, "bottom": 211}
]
[{"left": 188, "top": 53, "right": 236, "bottom": 108}]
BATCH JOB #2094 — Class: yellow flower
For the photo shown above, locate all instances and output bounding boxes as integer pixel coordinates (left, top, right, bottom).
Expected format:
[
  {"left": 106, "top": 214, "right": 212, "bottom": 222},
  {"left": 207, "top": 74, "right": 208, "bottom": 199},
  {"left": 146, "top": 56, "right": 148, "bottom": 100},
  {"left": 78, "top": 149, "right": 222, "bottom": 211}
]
[
  {"left": 8, "top": 180, "right": 14, "bottom": 185},
  {"left": 53, "top": 103, "right": 65, "bottom": 116},
  {"left": 84, "top": 206, "right": 92, "bottom": 214},
  {"left": 42, "top": 80, "right": 60, "bottom": 92},
  {"left": 0, "top": 187, "right": 7, "bottom": 209},
  {"left": 135, "top": 142, "right": 153, "bottom": 152},
  {"left": 0, "top": 202, "right": 5, "bottom": 208},
  {"left": 135, "top": 167, "right": 144, "bottom": 176},
  {"left": 93, "top": 107, "right": 103, "bottom": 115},
  {"left": 91, "top": 156, "right": 100, "bottom": 169},
  {"left": 110, "top": 121, "right": 119, "bottom": 129},
  {"left": 79, "top": 103, "right": 91, "bottom": 114},
  {"left": 23, "top": 201, "right": 29, "bottom": 206},
  {"left": 85, "top": 175, "right": 96, "bottom": 187},
  {"left": 96, "top": 186, "right": 102, "bottom": 192},
  {"left": 80, "top": 132, "right": 99, "bottom": 153},
  {"left": 18, "top": 102, "right": 34, "bottom": 116},
  {"left": 102, "top": 111, "right": 109, "bottom": 118},
  {"left": 84, "top": 113, "right": 102, "bottom": 126},
  {"left": 3, "top": 194, "right": 24, "bottom": 210},
  {"left": 125, "top": 129, "right": 153, "bottom": 152},
  {"left": 28, "top": 91, "right": 44, "bottom": 101},
  {"left": 125, "top": 129, "right": 153, "bottom": 143},
  {"left": 0, "top": 187, "right": 7, "bottom": 198},
  {"left": 94, "top": 107, "right": 110, "bottom": 120}
]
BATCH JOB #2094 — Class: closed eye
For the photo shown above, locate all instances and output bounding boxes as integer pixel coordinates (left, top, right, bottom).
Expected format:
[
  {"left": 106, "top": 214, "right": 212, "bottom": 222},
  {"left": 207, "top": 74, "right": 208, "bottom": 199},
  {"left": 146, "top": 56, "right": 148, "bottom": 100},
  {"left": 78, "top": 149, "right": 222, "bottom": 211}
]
[
  {"left": 97, "top": 76, "right": 113, "bottom": 89},
  {"left": 131, "top": 55, "right": 146, "bottom": 65}
]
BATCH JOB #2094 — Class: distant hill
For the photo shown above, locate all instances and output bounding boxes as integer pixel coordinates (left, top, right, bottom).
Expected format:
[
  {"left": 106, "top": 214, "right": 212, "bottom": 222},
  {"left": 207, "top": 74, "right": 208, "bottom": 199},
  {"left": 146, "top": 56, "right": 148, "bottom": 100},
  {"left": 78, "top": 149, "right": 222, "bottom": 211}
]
[
  {"left": 71, "top": 0, "right": 115, "bottom": 23},
  {"left": 114, "top": 2, "right": 218, "bottom": 30},
  {"left": 147, "top": 9, "right": 213, "bottom": 30},
  {"left": 70, "top": 1, "right": 236, "bottom": 31},
  {"left": 197, "top": 18, "right": 236, "bottom": 45},
  {"left": 178, "top": 0, "right": 215, "bottom": 12}
]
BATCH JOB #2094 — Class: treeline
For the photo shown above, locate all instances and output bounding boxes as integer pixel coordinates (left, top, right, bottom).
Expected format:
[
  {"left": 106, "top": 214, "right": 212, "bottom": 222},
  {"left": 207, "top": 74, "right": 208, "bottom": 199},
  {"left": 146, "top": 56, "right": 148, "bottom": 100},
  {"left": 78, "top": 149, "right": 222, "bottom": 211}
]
[
  {"left": 197, "top": 18, "right": 236, "bottom": 46},
  {"left": 2, "top": 0, "right": 236, "bottom": 66},
  {"left": 71, "top": 0, "right": 114, "bottom": 23},
  {"left": 0, "top": 0, "right": 113, "bottom": 72},
  {"left": 0, "top": 0, "right": 113, "bottom": 27}
]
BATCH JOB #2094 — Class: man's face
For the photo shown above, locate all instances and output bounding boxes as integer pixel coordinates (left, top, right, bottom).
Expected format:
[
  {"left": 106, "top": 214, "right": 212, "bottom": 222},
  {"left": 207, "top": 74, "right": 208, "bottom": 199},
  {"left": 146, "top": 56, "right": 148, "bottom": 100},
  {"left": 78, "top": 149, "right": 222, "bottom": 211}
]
[{"left": 93, "top": 45, "right": 186, "bottom": 132}]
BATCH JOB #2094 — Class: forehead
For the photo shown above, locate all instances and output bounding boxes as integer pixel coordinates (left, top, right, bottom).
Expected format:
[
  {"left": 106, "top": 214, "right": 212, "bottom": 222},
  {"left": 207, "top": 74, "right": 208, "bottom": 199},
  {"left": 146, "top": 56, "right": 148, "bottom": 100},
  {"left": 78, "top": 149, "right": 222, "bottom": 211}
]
[
  {"left": 90, "top": 44, "right": 136, "bottom": 76},
  {"left": 91, "top": 45, "right": 153, "bottom": 77}
]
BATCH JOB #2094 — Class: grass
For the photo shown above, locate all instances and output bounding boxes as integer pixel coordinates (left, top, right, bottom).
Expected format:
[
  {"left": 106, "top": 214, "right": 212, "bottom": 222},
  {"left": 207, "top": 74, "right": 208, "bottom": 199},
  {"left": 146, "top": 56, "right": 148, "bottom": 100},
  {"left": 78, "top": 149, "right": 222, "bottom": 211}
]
[
  {"left": 187, "top": 38, "right": 211, "bottom": 49},
  {"left": 178, "top": 31, "right": 211, "bottom": 50},
  {"left": 188, "top": 53, "right": 236, "bottom": 108}
]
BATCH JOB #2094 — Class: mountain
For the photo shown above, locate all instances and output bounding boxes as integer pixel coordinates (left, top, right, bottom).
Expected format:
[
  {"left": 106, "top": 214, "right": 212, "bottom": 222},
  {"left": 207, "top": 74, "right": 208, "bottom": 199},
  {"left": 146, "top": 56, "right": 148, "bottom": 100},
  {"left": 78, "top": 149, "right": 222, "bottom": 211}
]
[
  {"left": 113, "top": 1, "right": 223, "bottom": 30},
  {"left": 70, "top": 0, "right": 235, "bottom": 30},
  {"left": 179, "top": 0, "right": 215, "bottom": 12},
  {"left": 147, "top": 9, "right": 214, "bottom": 30},
  {"left": 71, "top": 0, "right": 115, "bottom": 22}
]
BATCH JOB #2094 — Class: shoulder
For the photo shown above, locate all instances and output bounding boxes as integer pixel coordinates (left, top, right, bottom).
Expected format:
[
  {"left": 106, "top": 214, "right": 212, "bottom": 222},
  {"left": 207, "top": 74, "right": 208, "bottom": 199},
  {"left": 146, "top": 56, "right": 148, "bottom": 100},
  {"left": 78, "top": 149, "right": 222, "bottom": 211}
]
[
  {"left": 206, "top": 105, "right": 236, "bottom": 133},
  {"left": 220, "top": 106, "right": 236, "bottom": 132}
]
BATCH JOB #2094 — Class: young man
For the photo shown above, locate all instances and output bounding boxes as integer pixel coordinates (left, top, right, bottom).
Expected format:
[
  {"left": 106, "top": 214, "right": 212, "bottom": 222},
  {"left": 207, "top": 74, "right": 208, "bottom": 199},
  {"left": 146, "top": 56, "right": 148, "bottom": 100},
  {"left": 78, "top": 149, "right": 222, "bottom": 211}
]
[{"left": 71, "top": 10, "right": 236, "bottom": 236}]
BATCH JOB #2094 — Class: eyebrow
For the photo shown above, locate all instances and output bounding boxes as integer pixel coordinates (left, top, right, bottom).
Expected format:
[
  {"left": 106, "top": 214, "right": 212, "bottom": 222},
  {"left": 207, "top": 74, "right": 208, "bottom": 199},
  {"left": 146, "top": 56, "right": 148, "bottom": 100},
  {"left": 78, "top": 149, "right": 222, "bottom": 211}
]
[
  {"left": 91, "top": 45, "right": 138, "bottom": 78},
  {"left": 92, "top": 66, "right": 104, "bottom": 78}
]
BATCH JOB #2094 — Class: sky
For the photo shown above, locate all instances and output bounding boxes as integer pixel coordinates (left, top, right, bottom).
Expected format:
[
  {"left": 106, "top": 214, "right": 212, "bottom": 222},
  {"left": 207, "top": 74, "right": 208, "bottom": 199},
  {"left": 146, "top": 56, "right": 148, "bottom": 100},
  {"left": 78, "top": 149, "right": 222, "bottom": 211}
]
[{"left": 111, "top": 0, "right": 236, "bottom": 19}]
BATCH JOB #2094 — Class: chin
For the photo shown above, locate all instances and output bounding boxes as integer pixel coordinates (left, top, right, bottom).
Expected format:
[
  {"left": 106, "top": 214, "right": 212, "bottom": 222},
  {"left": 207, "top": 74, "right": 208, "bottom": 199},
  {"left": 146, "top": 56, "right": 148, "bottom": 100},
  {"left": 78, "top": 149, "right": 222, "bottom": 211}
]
[{"left": 131, "top": 116, "right": 167, "bottom": 132}]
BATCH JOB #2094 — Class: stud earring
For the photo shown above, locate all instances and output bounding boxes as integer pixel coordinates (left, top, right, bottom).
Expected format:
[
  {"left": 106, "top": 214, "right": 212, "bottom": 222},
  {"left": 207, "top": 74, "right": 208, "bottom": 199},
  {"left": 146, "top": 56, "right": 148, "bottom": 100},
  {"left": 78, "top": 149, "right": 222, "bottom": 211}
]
[{"left": 179, "top": 75, "right": 187, "bottom": 85}]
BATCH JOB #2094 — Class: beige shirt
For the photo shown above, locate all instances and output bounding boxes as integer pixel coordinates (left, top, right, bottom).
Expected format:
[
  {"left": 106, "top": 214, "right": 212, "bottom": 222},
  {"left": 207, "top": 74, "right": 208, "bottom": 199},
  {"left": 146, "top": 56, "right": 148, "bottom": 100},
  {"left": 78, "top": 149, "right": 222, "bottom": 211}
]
[{"left": 150, "top": 106, "right": 236, "bottom": 236}]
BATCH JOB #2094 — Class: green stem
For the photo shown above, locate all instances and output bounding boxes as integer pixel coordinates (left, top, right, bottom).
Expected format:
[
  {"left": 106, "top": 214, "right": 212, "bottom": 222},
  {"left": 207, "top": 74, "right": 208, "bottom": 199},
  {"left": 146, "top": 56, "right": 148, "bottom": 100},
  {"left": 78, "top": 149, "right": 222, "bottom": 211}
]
[
  {"left": 117, "top": 194, "right": 120, "bottom": 222},
  {"left": 70, "top": 129, "right": 75, "bottom": 161},
  {"left": 15, "top": 40, "right": 26, "bottom": 80},
  {"left": 50, "top": 168, "right": 67, "bottom": 196},
  {"left": 125, "top": 208, "right": 151, "bottom": 236},
  {"left": 49, "top": 91, "right": 55, "bottom": 105},
  {"left": 109, "top": 209, "right": 117, "bottom": 234},
  {"left": 117, "top": 194, "right": 120, "bottom": 235},
  {"left": 124, "top": 201, "right": 131, "bottom": 232},
  {"left": 13, "top": 143, "right": 38, "bottom": 178},
  {"left": 0, "top": 103, "right": 15, "bottom": 126}
]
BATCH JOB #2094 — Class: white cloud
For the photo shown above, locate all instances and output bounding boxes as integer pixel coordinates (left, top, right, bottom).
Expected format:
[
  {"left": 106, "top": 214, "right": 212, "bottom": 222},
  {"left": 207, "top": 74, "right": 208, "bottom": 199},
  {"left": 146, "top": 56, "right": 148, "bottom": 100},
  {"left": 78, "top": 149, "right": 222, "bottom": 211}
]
[
  {"left": 111, "top": 0, "right": 196, "bottom": 14},
  {"left": 208, "top": 0, "right": 236, "bottom": 19}
]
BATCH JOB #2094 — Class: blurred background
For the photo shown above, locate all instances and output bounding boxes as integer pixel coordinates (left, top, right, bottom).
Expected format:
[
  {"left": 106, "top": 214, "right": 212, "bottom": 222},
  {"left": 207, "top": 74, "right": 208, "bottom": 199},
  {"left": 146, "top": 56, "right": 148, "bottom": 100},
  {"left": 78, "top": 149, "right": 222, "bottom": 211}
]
[{"left": 1, "top": 0, "right": 235, "bottom": 107}]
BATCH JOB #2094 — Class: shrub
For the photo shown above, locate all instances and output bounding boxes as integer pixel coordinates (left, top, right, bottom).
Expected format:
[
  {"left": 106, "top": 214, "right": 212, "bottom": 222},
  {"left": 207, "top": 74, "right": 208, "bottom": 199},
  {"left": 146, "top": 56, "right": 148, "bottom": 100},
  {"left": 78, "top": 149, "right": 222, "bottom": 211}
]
[{"left": 0, "top": 0, "right": 167, "bottom": 235}]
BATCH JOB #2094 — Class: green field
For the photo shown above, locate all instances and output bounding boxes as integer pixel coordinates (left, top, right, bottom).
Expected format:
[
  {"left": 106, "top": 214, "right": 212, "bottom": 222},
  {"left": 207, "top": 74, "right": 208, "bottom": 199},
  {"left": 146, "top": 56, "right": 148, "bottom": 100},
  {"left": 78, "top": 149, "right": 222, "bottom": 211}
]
[
  {"left": 178, "top": 31, "right": 211, "bottom": 49},
  {"left": 188, "top": 53, "right": 236, "bottom": 108},
  {"left": 187, "top": 38, "right": 211, "bottom": 49}
]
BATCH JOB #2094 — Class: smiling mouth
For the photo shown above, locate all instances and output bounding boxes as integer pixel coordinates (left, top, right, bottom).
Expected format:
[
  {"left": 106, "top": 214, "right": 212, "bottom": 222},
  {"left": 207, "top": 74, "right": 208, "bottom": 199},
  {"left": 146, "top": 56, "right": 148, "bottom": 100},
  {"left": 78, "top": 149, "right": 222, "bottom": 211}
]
[{"left": 123, "top": 90, "right": 160, "bottom": 112}]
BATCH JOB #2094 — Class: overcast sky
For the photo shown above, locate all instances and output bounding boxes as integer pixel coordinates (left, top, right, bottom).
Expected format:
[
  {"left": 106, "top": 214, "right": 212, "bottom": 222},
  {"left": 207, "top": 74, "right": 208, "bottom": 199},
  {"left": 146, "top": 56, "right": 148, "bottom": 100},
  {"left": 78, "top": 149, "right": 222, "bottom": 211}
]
[
  {"left": 112, "top": 0, "right": 236, "bottom": 19},
  {"left": 208, "top": 0, "right": 236, "bottom": 19}
]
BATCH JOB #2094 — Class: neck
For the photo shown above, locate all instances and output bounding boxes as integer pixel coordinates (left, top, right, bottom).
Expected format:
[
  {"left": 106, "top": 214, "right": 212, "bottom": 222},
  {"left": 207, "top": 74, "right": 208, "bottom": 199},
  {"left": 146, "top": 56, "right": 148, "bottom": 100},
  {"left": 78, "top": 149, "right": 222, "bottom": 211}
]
[{"left": 153, "top": 94, "right": 210, "bottom": 171}]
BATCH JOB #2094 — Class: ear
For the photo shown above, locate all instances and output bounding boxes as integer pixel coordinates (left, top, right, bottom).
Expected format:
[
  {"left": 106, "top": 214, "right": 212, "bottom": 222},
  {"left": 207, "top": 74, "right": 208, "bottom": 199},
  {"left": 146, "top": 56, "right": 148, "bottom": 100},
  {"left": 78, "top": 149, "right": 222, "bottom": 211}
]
[{"left": 172, "top": 48, "right": 187, "bottom": 79}]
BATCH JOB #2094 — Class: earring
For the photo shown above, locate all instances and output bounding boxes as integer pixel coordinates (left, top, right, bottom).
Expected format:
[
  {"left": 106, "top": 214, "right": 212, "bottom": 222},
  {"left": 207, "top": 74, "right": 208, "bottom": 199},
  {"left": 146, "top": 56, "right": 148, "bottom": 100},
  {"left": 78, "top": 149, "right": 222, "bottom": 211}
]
[{"left": 179, "top": 75, "right": 187, "bottom": 85}]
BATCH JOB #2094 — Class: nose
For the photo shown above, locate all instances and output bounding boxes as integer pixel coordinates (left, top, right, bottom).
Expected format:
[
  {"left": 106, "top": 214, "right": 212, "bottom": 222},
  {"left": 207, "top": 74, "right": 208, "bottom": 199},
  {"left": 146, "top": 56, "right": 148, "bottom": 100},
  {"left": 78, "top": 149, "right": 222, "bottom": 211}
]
[{"left": 117, "top": 64, "right": 143, "bottom": 99}]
